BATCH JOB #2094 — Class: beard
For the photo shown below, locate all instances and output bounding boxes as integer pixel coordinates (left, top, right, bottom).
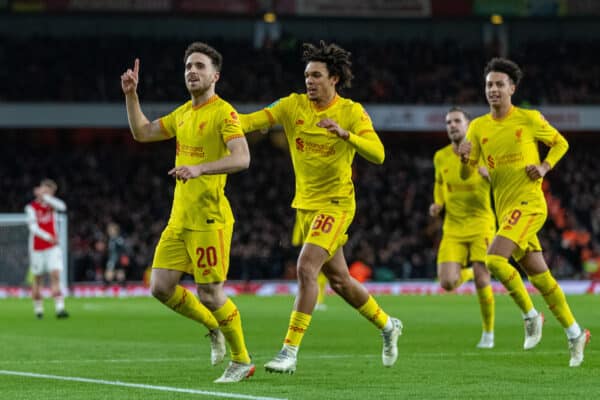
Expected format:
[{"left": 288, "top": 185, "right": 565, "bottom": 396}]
[{"left": 187, "top": 81, "right": 211, "bottom": 96}]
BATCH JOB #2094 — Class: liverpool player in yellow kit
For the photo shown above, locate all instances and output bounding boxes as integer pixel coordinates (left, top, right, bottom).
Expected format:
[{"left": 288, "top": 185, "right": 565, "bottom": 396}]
[
  {"left": 121, "top": 42, "right": 254, "bottom": 382},
  {"left": 430, "top": 107, "right": 496, "bottom": 349},
  {"left": 241, "top": 41, "right": 402, "bottom": 374},
  {"left": 459, "top": 58, "right": 590, "bottom": 367}
]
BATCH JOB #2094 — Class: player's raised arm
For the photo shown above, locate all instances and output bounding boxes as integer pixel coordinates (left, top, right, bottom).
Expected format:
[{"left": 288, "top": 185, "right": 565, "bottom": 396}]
[{"left": 121, "top": 58, "right": 168, "bottom": 142}]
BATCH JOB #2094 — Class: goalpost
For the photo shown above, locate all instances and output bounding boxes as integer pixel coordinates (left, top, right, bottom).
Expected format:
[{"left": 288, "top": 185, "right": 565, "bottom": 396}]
[{"left": 0, "top": 213, "right": 69, "bottom": 293}]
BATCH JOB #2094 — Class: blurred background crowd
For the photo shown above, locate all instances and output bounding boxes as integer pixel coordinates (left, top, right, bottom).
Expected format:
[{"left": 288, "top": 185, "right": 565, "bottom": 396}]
[{"left": 2, "top": 129, "right": 599, "bottom": 283}]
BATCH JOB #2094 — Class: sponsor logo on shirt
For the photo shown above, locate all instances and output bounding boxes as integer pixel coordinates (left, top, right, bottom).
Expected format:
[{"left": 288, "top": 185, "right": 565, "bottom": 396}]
[
  {"left": 295, "top": 137, "right": 336, "bottom": 156},
  {"left": 176, "top": 140, "right": 205, "bottom": 158}
]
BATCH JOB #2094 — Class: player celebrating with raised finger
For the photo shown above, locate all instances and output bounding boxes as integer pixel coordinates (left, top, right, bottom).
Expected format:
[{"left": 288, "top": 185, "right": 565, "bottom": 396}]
[{"left": 121, "top": 42, "right": 254, "bottom": 383}]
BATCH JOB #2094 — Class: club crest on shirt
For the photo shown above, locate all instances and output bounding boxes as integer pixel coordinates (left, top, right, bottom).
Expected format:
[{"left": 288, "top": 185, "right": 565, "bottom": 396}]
[
  {"left": 487, "top": 155, "right": 495, "bottom": 169},
  {"left": 198, "top": 121, "right": 207, "bottom": 134},
  {"left": 482, "top": 137, "right": 489, "bottom": 144},
  {"left": 295, "top": 138, "right": 305, "bottom": 152},
  {"left": 515, "top": 128, "right": 523, "bottom": 142}
]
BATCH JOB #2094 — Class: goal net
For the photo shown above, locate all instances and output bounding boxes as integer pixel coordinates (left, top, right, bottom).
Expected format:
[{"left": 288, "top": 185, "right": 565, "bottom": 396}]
[{"left": 0, "top": 213, "right": 69, "bottom": 291}]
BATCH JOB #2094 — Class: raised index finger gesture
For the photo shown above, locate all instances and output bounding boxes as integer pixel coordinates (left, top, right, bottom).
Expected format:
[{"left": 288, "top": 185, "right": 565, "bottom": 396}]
[{"left": 121, "top": 58, "right": 140, "bottom": 95}]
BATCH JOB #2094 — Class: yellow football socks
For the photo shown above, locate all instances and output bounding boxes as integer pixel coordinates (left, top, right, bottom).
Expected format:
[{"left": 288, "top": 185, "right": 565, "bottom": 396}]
[
  {"left": 165, "top": 285, "right": 218, "bottom": 330},
  {"left": 357, "top": 296, "right": 389, "bottom": 329},
  {"left": 486, "top": 255, "right": 535, "bottom": 314},
  {"left": 459, "top": 267, "right": 475, "bottom": 286},
  {"left": 284, "top": 311, "right": 312, "bottom": 347},
  {"left": 316, "top": 272, "right": 327, "bottom": 306},
  {"left": 529, "top": 270, "right": 575, "bottom": 328},
  {"left": 213, "top": 299, "right": 251, "bottom": 364},
  {"left": 476, "top": 285, "right": 495, "bottom": 333}
]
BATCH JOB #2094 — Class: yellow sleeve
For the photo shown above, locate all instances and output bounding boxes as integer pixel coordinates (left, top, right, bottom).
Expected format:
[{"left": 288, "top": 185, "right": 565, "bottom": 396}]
[
  {"left": 346, "top": 104, "right": 384, "bottom": 164},
  {"left": 532, "top": 111, "right": 569, "bottom": 168},
  {"left": 433, "top": 153, "right": 445, "bottom": 206},
  {"left": 240, "top": 95, "right": 295, "bottom": 133},
  {"left": 158, "top": 108, "right": 177, "bottom": 138},
  {"left": 220, "top": 107, "right": 245, "bottom": 143},
  {"left": 465, "top": 121, "right": 481, "bottom": 165},
  {"left": 347, "top": 131, "right": 385, "bottom": 164},
  {"left": 240, "top": 109, "right": 275, "bottom": 133}
]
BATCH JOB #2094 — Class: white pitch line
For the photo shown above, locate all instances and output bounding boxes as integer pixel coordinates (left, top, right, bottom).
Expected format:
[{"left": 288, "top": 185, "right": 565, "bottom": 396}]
[{"left": 0, "top": 370, "right": 286, "bottom": 400}]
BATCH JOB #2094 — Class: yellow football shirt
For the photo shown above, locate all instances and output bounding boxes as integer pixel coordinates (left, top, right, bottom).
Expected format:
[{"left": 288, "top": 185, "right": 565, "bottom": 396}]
[
  {"left": 465, "top": 106, "right": 568, "bottom": 218},
  {"left": 433, "top": 144, "right": 495, "bottom": 239},
  {"left": 159, "top": 95, "right": 244, "bottom": 230},
  {"left": 241, "top": 93, "right": 379, "bottom": 210}
]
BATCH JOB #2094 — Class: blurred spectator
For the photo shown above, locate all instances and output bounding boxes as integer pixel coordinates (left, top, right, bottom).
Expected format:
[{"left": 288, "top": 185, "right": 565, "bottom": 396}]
[{"left": 104, "top": 222, "right": 129, "bottom": 285}]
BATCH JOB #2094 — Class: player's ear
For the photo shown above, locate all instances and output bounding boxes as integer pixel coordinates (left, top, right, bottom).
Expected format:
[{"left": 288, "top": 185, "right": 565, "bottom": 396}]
[{"left": 213, "top": 71, "right": 220, "bottom": 84}]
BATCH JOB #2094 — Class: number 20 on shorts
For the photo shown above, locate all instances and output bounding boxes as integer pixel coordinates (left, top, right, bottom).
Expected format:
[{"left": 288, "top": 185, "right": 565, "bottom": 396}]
[{"left": 196, "top": 246, "right": 217, "bottom": 275}]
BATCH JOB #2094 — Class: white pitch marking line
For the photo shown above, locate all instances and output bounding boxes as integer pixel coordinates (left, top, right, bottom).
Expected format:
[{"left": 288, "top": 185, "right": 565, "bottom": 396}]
[{"left": 0, "top": 370, "right": 286, "bottom": 400}]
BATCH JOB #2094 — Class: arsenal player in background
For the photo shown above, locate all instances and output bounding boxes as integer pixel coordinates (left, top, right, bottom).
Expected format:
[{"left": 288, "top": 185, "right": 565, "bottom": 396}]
[{"left": 25, "top": 178, "right": 69, "bottom": 319}]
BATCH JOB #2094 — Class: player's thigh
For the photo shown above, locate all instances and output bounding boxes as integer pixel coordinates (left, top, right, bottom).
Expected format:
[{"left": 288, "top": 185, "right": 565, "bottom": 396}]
[
  {"left": 183, "top": 225, "right": 233, "bottom": 284},
  {"left": 497, "top": 208, "right": 545, "bottom": 260},
  {"left": 29, "top": 250, "right": 45, "bottom": 276},
  {"left": 47, "top": 247, "right": 63, "bottom": 272},
  {"left": 300, "top": 208, "right": 355, "bottom": 257},
  {"left": 468, "top": 232, "right": 492, "bottom": 264},
  {"left": 437, "top": 236, "right": 469, "bottom": 266},
  {"left": 152, "top": 226, "right": 194, "bottom": 274}
]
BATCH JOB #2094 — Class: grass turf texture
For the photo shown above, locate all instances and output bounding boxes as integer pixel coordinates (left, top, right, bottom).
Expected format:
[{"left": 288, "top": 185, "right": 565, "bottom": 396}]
[{"left": 0, "top": 294, "right": 598, "bottom": 399}]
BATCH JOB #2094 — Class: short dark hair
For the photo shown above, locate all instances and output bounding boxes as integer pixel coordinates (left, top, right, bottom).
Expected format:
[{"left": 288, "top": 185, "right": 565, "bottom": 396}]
[
  {"left": 302, "top": 41, "right": 354, "bottom": 89},
  {"left": 447, "top": 106, "right": 470, "bottom": 121},
  {"left": 183, "top": 42, "right": 222, "bottom": 71},
  {"left": 484, "top": 57, "right": 523, "bottom": 86}
]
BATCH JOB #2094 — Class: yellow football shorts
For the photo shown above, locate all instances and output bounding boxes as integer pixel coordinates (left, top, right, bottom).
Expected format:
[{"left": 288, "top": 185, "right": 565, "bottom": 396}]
[
  {"left": 437, "top": 232, "right": 492, "bottom": 266},
  {"left": 152, "top": 224, "right": 233, "bottom": 284},
  {"left": 497, "top": 207, "right": 545, "bottom": 261},
  {"left": 294, "top": 207, "right": 355, "bottom": 256}
]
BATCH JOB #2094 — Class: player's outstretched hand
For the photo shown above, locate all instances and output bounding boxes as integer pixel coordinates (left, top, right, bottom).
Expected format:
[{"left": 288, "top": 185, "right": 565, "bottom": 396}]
[
  {"left": 317, "top": 118, "right": 349, "bottom": 140},
  {"left": 525, "top": 163, "right": 550, "bottom": 180},
  {"left": 121, "top": 58, "right": 140, "bottom": 95},
  {"left": 429, "top": 203, "right": 443, "bottom": 217},
  {"left": 168, "top": 165, "right": 203, "bottom": 183},
  {"left": 457, "top": 140, "right": 472, "bottom": 163}
]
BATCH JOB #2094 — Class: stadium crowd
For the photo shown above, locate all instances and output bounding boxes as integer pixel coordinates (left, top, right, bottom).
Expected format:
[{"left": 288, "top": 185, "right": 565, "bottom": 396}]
[
  {"left": 1, "top": 130, "right": 598, "bottom": 283},
  {"left": 2, "top": 36, "right": 600, "bottom": 105}
]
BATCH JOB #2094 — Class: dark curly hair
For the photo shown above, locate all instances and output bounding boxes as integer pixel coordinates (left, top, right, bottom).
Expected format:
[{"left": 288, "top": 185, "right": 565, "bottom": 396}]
[
  {"left": 183, "top": 42, "right": 223, "bottom": 72},
  {"left": 302, "top": 41, "right": 354, "bottom": 89},
  {"left": 484, "top": 57, "right": 523, "bottom": 86}
]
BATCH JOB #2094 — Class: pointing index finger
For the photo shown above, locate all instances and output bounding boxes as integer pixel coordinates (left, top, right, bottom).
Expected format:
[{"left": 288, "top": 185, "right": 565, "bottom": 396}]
[{"left": 133, "top": 58, "right": 140, "bottom": 76}]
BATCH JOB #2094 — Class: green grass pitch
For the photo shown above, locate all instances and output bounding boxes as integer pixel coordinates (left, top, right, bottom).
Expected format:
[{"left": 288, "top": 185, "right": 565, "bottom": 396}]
[{"left": 0, "top": 294, "right": 598, "bottom": 399}]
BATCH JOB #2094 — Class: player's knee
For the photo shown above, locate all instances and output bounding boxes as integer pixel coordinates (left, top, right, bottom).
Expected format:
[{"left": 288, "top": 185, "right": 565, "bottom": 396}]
[
  {"left": 150, "top": 280, "right": 172, "bottom": 302},
  {"left": 327, "top": 274, "right": 350, "bottom": 295},
  {"left": 440, "top": 279, "right": 458, "bottom": 292},
  {"left": 296, "top": 263, "right": 319, "bottom": 285}
]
